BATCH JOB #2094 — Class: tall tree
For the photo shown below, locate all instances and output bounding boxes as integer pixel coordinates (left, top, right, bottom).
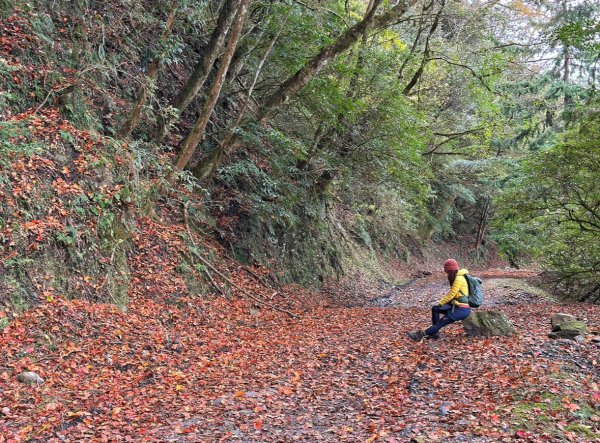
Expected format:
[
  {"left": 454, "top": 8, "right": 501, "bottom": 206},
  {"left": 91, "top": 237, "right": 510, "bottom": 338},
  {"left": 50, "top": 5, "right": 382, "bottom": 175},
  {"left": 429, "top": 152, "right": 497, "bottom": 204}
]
[
  {"left": 191, "top": 0, "right": 419, "bottom": 182},
  {"left": 167, "top": 0, "right": 250, "bottom": 182},
  {"left": 215, "top": 12, "right": 290, "bottom": 174},
  {"left": 153, "top": 0, "right": 239, "bottom": 143}
]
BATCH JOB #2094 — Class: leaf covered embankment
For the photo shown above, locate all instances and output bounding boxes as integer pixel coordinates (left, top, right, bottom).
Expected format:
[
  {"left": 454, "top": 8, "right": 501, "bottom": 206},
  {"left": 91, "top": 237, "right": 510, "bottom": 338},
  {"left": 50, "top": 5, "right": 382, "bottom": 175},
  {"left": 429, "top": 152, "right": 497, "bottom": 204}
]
[
  {"left": 0, "top": 110, "right": 139, "bottom": 310},
  {"left": 0, "top": 106, "right": 318, "bottom": 319}
]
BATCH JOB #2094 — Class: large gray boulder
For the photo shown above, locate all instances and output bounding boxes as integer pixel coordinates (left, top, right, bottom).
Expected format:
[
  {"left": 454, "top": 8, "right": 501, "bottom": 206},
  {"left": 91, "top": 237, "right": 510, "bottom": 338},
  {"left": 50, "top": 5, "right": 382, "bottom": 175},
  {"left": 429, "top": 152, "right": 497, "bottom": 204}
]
[{"left": 462, "top": 310, "right": 517, "bottom": 337}]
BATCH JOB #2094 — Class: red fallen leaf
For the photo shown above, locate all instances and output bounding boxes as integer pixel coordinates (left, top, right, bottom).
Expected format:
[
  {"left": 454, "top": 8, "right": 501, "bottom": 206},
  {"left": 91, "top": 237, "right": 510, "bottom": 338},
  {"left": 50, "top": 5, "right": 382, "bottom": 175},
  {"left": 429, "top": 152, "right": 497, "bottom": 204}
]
[
  {"left": 45, "top": 402, "right": 58, "bottom": 411},
  {"left": 253, "top": 419, "right": 263, "bottom": 430},
  {"left": 280, "top": 386, "right": 294, "bottom": 395},
  {"left": 562, "top": 402, "right": 580, "bottom": 412},
  {"left": 489, "top": 413, "right": 501, "bottom": 423}
]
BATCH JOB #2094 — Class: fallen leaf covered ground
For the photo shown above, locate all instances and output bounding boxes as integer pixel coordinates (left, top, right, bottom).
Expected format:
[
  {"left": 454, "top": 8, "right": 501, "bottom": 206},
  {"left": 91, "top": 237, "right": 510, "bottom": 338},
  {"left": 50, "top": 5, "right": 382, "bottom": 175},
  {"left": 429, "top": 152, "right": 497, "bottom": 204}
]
[{"left": 1, "top": 266, "right": 599, "bottom": 442}]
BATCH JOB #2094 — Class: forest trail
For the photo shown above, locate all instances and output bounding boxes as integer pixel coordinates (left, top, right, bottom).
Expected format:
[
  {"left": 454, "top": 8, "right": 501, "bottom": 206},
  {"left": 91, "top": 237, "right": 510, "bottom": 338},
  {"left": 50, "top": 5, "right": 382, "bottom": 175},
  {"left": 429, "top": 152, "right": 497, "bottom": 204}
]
[
  {"left": 370, "top": 269, "right": 541, "bottom": 308},
  {"left": 1, "top": 270, "right": 599, "bottom": 442},
  {"left": 2, "top": 0, "right": 599, "bottom": 441}
]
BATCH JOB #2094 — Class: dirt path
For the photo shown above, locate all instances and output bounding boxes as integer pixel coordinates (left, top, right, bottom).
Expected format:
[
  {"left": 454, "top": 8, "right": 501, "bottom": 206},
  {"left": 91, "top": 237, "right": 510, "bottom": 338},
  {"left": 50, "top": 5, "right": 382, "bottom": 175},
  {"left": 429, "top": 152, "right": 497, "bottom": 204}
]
[
  {"left": 1, "top": 270, "right": 599, "bottom": 442},
  {"left": 155, "top": 271, "right": 599, "bottom": 442},
  {"left": 371, "top": 269, "right": 543, "bottom": 308}
]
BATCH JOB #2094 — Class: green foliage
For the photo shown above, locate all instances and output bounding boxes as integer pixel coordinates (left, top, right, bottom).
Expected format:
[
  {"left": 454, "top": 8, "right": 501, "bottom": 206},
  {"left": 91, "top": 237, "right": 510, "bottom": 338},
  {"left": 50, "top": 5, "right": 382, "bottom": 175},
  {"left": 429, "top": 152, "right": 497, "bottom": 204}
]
[
  {"left": 211, "top": 121, "right": 334, "bottom": 283},
  {"left": 493, "top": 108, "right": 600, "bottom": 301},
  {"left": 55, "top": 227, "right": 78, "bottom": 246},
  {"left": 3, "top": 0, "right": 600, "bottom": 299}
]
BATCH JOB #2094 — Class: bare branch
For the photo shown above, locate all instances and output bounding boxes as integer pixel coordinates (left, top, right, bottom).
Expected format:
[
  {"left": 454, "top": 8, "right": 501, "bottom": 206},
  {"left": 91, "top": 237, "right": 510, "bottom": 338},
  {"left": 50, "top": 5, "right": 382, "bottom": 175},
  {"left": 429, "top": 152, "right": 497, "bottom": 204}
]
[
  {"left": 426, "top": 56, "right": 494, "bottom": 92},
  {"left": 290, "top": 0, "right": 349, "bottom": 26}
]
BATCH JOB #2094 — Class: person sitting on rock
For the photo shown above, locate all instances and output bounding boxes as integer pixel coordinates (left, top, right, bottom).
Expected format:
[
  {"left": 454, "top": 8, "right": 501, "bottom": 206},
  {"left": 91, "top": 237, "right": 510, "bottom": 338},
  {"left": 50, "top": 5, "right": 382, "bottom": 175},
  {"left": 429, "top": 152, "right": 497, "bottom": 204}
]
[{"left": 407, "top": 259, "right": 471, "bottom": 341}]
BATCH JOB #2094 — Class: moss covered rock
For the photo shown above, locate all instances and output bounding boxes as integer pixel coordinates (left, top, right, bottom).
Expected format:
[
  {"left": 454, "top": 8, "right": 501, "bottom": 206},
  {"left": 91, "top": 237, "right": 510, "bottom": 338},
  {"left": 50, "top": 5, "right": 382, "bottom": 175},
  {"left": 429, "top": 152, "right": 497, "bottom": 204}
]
[
  {"left": 551, "top": 313, "right": 577, "bottom": 330},
  {"left": 549, "top": 320, "right": 588, "bottom": 339},
  {"left": 462, "top": 310, "right": 517, "bottom": 337}
]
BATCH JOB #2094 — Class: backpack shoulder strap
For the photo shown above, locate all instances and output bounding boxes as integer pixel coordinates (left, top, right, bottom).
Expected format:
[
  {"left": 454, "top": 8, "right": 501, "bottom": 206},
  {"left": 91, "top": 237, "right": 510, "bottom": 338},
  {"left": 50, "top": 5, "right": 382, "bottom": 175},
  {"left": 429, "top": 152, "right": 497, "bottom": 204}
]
[{"left": 459, "top": 273, "right": 470, "bottom": 298}]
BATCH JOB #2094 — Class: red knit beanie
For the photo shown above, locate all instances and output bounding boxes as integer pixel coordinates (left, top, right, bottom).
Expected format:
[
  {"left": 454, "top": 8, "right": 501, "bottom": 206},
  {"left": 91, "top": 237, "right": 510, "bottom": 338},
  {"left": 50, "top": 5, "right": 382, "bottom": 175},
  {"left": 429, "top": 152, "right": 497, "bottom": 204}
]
[{"left": 444, "top": 259, "right": 459, "bottom": 272}]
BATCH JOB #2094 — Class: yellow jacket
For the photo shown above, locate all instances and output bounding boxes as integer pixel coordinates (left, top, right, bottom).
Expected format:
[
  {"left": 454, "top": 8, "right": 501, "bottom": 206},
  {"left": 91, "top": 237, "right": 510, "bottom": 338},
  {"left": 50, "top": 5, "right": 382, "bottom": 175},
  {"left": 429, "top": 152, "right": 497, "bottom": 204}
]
[{"left": 438, "top": 269, "right": 470, "bottom": 307}]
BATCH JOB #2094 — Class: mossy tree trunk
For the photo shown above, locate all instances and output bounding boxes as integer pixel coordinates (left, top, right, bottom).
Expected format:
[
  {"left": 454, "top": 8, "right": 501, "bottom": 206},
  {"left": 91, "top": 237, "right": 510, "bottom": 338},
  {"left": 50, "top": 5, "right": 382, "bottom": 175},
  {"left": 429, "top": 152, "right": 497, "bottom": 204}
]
[
  {"left": 167, "top": 0, "right": 249, "bottom": 182},
  {"left": 255, "top": 0, "right": 386, "bottom": 124},
  {"left": 153, "top": 0, "right": 238, "bottom": 143}
]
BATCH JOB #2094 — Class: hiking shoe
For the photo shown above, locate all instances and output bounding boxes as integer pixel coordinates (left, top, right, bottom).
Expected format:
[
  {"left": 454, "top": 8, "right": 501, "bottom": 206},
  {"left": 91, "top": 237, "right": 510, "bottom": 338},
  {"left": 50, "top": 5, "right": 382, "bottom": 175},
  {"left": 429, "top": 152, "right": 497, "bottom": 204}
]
[
  {"left": 407, "top": 330, "right": 425, "bottom": 342},
  {"left": 426, "top": 332, "right": 442, "bottom": 340}
]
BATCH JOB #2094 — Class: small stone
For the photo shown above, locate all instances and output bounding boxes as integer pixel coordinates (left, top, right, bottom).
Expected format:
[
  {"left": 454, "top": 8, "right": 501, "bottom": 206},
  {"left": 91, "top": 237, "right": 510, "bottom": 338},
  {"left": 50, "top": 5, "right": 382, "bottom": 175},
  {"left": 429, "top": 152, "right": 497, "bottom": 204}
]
[
  {"left": 1, "top": 407, "right": 9, "bottom": 416},
  {"left": 554, "top": 320, "right": 588, "bottom": 338},
  {"left": 574, "top": 335, "right": 585, "bottom": 344},
  {"left": 439, "top": 404, "right": 451, "bottom": 416},
  {"left": 16, "top": 371, "right": 44, "bottom": 385}
]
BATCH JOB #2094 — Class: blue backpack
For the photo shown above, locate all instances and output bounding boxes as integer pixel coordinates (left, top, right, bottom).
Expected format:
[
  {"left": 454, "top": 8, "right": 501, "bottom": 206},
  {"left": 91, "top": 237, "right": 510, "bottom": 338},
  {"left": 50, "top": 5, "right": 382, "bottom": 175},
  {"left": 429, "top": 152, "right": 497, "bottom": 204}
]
[{"left": 464, "top": 274, "right": 483, "bottom": 308}]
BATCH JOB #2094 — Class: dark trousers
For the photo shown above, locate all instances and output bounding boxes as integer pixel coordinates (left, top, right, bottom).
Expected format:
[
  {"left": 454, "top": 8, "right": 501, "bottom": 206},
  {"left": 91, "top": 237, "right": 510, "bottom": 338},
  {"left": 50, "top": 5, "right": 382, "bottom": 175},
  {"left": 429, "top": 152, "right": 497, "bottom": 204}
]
[{"left": 425, "top": 304, "right": 470, "bottom": 336}]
